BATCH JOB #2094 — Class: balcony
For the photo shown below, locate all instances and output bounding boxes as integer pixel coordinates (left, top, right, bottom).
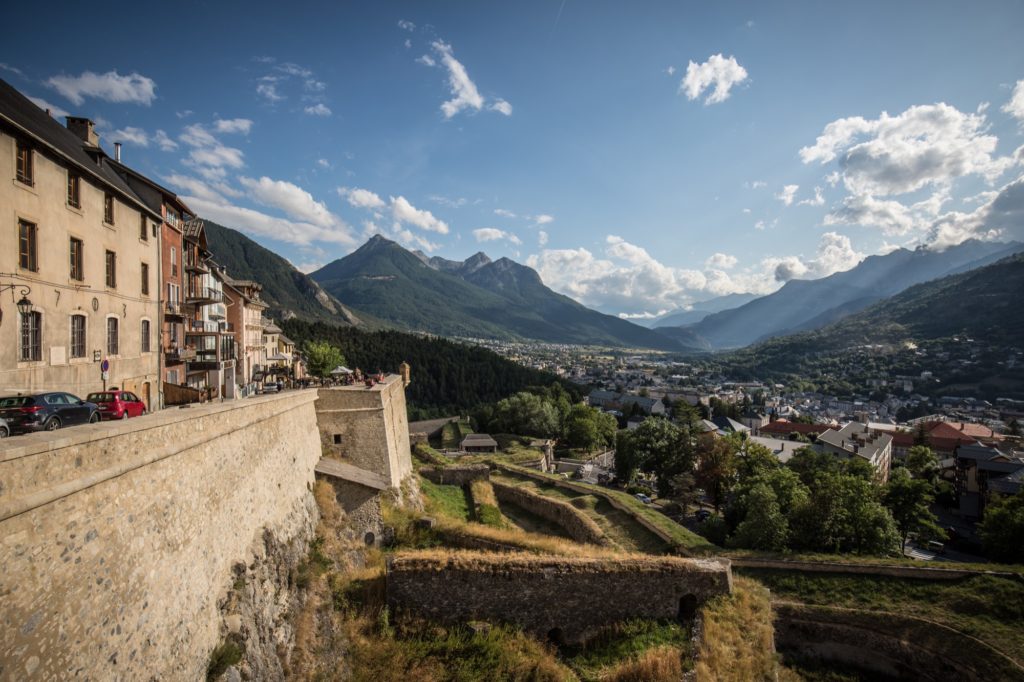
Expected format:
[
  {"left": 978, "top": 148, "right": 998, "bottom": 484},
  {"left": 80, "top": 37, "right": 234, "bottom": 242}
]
[
  {"left": 186, "top": 287, "right": 223, "bottom": 305},
  {"left": 187, "top": 358, "right": 235, "bottom": 372},
  {"left": 184, "top": 256, "right": 210, "bottom": 274},
  {"left": 166, "top": 347, "right": 197, "bottom": 362},
  {"left": 165, "top": 301, "right": 190, "bottom": 317}
]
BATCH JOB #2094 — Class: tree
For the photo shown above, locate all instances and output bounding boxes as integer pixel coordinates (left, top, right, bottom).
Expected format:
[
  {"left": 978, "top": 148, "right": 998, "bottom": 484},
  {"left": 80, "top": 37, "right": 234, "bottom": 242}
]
[
  {"left": 695, "top": 434, "right": 738, "bottom": 512},
  {"left": 791, "top": 473, "right": 899, "bottom": 555},
  {"left": 786, "top": 446, "right": 838, "bottom": 486},
  {"left": 491, "top": 392, "right": 560, "bottom": 438},
  {"left": 564, "top": 404, "right": 616, "bottom": 452},
  {"left": 303, "top": 340, "right": 345, "bottom": 380},
  {"left": 729, "top": 483, "right": 789, "bottom": 551},
  {"left": 884, "top": 468, "right": 942, "bottom": 549},
  {"left": 735, "top": 441, "right": 779, "bottom": 480},
  {"left": 906, "top": 445, "right": 940, "bottom": 485},
  {"left": 616, "top": 418, "right": 694, "bottom": 496},
  {"left": 979, "top": 494, "right": 1024, "bottom": 563}
]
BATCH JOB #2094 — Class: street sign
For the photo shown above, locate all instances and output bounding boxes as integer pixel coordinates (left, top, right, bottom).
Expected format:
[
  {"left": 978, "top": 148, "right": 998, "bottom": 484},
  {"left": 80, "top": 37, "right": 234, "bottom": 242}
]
[
  {"left": 101, "top": 371, "right": 109, "bottom": 382},
  {"left": 100, "top": 359, "right": 110, "bottom": 372}
]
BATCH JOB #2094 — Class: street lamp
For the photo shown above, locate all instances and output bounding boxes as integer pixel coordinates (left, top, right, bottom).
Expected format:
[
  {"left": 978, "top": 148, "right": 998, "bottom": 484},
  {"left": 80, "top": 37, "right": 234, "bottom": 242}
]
[
  {"left": 17, "top": 294, "right": 33, "bottom": 316},
  {"left": 0, "top": 284, "right": 33, "bottom": 326}
]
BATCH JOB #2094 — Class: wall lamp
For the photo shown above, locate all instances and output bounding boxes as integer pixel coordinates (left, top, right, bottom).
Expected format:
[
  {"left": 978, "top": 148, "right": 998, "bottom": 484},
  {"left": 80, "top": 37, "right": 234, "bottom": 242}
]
[{"left": 0, "top": 284, "right": 34, "bottom": 326}]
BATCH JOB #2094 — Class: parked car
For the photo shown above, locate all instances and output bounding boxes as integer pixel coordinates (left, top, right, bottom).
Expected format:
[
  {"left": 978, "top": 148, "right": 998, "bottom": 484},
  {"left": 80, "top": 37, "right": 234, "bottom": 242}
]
[
  {"left": 86, "top": 391, "right": 147, "bottom": 420},
  {"left": 0, "top": 393, "right": 100, "bottom": 433},
  {"left": 634, "top": 493, "right": 653, "bottom": 504},
  {"left": 261, "top": 383, "right": 280, "bottom": 394},
  {"left": 0, "top": 416, "right": 9, "bottom": 438}
]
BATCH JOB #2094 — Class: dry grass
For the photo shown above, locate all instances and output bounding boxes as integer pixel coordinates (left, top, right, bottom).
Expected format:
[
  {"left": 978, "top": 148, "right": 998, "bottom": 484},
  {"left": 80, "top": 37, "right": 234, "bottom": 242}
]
[
  {"left": 694, "top": 577, "right": 776, "bottom": 682},
  {"left": 599, "top": 645, "right": 684, "bottom": 682},
  {"left": 389, "top": 548, "right": 730, "bottom": 576},
  {"left": 469, "top": 479, "right": 500, "bottom": 507}
]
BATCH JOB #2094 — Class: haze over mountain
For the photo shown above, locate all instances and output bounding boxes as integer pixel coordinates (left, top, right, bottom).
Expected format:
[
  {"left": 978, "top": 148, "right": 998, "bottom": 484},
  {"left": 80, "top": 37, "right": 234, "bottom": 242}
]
[
  {"left": 644, "top": 293, "right": 761, "bottom": 329},
  {"left": 675, "top": 240, "right": 1023, "bottom": 350},
  {"left": 311, "top": 236, "right": 693, "bottom": 351}
]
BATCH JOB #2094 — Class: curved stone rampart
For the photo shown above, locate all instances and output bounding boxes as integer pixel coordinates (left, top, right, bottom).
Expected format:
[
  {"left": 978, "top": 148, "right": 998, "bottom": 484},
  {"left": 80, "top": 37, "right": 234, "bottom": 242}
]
[
  {"left": 490, "top": 479, "right": 608, "bottom": 546},
  {"left": 387, "top": 551, "right": 733, "bottom": 644}
]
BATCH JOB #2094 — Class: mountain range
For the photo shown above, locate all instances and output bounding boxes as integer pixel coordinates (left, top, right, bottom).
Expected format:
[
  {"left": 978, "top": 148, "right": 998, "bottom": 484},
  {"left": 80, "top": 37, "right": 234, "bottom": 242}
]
[
  {"left": 672, "top": 240, "right": 1022, "bottom": 350},
  {"left": 309, "top": 235, "right": 687, "bottom": 350}
]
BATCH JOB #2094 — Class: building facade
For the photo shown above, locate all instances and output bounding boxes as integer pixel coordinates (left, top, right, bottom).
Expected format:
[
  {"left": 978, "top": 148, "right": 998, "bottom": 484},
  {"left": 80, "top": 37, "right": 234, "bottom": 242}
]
[{"left": 0, "top": 81, "right": 162, "bottom": 404}]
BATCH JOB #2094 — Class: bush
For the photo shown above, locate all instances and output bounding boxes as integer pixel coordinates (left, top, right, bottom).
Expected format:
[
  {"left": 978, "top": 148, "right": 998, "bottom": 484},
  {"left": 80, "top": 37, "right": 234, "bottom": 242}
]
[
  {"left": 699, "top": 515, "right": 729, "bottom": 546},
  {"left": 207, "top": 635, "right": 245, "bottom": 680}
]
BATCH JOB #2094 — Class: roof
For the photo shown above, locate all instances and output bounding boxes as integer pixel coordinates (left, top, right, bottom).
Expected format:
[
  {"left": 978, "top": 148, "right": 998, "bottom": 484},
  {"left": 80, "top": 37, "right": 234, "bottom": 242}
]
[
  {"left": 461, "top": 433, "right": 498, "bottom": 448},
  {"left": 278, "top": 334, "right": 295, "bottom": 345},
  {"left": 817, "top": 422, "right": 893, "bottom": 462},
  {"left": 182, "top": 217, "right": 206, "bottom": 239},
  {"left": 711, "top": 416, "right": 750, "bottom": 433},
  {"left": 758, "top": 421, "right": 830, "bottom": 436},
  {"left": 0, "top": 79, "right": 160, "bottom": 221},
  {"left": 263, "top": 322, "right": 283, "bottom": 334},
  {"left": 749, "top": 436, "right": 805, "bottom": 463}
]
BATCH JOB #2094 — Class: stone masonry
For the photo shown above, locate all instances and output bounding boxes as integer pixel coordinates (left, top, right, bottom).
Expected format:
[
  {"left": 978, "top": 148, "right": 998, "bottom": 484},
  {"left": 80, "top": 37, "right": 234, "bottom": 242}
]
[{"left": 387, "top": 551, "right": 733, "bottom": 644}]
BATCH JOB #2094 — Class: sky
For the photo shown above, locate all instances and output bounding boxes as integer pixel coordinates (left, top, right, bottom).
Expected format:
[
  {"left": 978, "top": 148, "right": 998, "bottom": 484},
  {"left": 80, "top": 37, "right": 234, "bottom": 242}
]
[{"left": 3, "top": 0, "right": 1024, "bottom": 319}]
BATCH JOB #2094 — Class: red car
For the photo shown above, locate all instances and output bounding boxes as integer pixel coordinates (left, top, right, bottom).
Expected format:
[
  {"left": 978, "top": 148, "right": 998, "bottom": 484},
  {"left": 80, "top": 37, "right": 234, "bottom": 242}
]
[{"left": 86, "top": 391, "right": 147, "bottom": 420}]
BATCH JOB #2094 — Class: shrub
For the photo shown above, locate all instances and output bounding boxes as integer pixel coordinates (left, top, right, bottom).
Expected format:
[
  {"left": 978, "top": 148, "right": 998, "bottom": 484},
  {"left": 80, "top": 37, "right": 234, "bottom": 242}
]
[{"left": 206, "top": 635, "right": 245, "bottom": 681}]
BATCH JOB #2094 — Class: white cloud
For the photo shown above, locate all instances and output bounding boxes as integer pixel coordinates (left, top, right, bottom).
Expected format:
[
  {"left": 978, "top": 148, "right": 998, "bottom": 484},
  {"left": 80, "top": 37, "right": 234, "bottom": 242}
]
[
  {"left": 764, "top": 232, "right": 864, "bottom": 282},
  {"left": 798, "top": 186, "right": 825, "bottom": 206},
  {"left": 316, "top": 158, "right": 331, "bottom": 169},
  {"left": 405, "top": 39, "right": 412, "bottom": 49},
  {"left": 680, "top": 54, "right": 748, "bottom": 105},
  {"left": 398, "top": 19, "right": 416, "bottom": 31},
  {"left": 153, "top": 130, "right": 178, "bottom": 151},
  {"left": 776, "top": 184, "right": 799, "bottom": 206},
  {"left": 176, "top": 110, "right": 193, "bottom": 119},
  {"left": 1003, "top": 80, "right": 1024, "bottom": 122},
  {"left": 494, "top": 208, "right": 517, "bottom": 218},
  {"left": 180, "top": 124, "right": 245, "bottom": 169},
  {"left": 825, "top": 171, "right": 841, "bottom": 187},
  {"left": 927, "top": 173, "right": 1024, "bottom": 249},
  {"left": 364, "top": 220, "right": 440, "bottom": 253},
  {"left": 754, "top": 220, "right": 766, "bottom": 230},
  {"left": 184, "top": 194, "right": 355, "bottom": 247},
  {"left": 823, "top": 193, "right": 924, "bottom": 235},
  {"left": 295, "top": 261, "right": 325, "bottom": 274},
  {"left": 165, "top": 173, "right": 230, "bottom": 204},
  {"left": 473, "top": 228, "right": 522, "bottom": 245},
  {"left": 391, "top": 195, "right": 449, "bottom": 234},
  {"left": 256, "top": 81, "right": 284, "bottom": 102},
  {"left": 304, "top": 103, "right": 332, "bottom": 117},
  {"left": 533, "top": 214, "right": 554, "bottom": 225},
  {"left": 340, "top": 187, "right": 386, "bottom": 210},
  {"left": 747, "top": 180, "right": 767, "bottom": 189},
  {"left": 489, "top": 98, "right": 513, "bottom": 116},
  {"left": 27, "top": 96, "right": 70, "bottom": 119},
  {"left": 742, "top": 208, "right": 751, "bottom": 214},
  {"left": 213, "top": 118, "right": 253, "bottom": 134},
  {"left": 0, "top": 63, "right": 23, "bottom": 76},
  {"left": 538, "top": 230, "right": 549, "bottom": 246},
  {"left": 112, "top": 126, "right": 149, "bottom": 147},
  {"left": 239, "top": 176, "right": 348, "bottom": 234},
  {"left": 429, "top": 195, "right": 468, "bottom": 208},
  {"left": 432, "top": 40, "right": 486, "bottom": 118},
  {"left": 705, "top": 252, "right": 738, "bottom": 269},
  {"left": 46, "top": 70, "right": 157, "bottom": 106},
  {"left": 799, "top": 103, "right": 1012, "bottom": 196},
  {"left": 665, "top": 66, "right": 676, "bottom": 76},
  {"left": 416, "top": 54, "right": 436, "bottom": 67}
]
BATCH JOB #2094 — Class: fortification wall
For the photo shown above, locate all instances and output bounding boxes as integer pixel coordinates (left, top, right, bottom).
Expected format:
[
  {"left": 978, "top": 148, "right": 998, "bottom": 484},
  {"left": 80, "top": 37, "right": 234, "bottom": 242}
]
[
  {"left": 490, "top": 479, "right": 608, "bottom": 546},
  {"left": 315, "top": 376, "right": 412, "bottom": 488},
  {"left": 387, "top": 551, "right": 732, "bottom": 644},
  {"left": 0, "top": 391, "right": 322, "bottom": 681},
  {"left": 419, "top": 464, "right": 490, "bottom": 486}
]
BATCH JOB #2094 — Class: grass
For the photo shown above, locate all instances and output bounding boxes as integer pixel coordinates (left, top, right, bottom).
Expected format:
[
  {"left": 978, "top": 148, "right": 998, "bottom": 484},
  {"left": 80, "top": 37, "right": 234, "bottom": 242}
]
[
  {"left": 694, "top": 576, "right": 776, "bottom": 682},
  {"left": 419, "top": 477, "right": 471, "bottom": 521},
  {"left": 741, "top": 569, "right": 1024, "bottom": 666},
  {"left": 724, "top": 547, "right": 1024, "bottom": 574},
  {"left": 441, "top": 420, "right": 473, "bottom": 449},
  {"left": 560, "top": 620, "right": 691, "bottom": 681},
  {"left": 412, "top": 442, "right": 455, "bottom": 467},
  {"left": 467, "top": 479, "right": 509, "bottom": 528}
]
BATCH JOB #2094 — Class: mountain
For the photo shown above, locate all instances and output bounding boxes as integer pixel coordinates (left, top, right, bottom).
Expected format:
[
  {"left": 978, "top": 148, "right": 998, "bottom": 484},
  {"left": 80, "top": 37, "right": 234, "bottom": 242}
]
[
  {"left": 717, "top": 252, "right": 1024, "bottom": 397},
  {"left": 203, "top": 220, "right": 366, "bottom": 326},
  {"left": 679, "top": 240, "right": 1022, "bottom": 349},
  {"left": 647, "top": 293, "right": 761, "bottom": 329},
  {"left": 310, "top": 236, "right": 695, "bottom": 351}
]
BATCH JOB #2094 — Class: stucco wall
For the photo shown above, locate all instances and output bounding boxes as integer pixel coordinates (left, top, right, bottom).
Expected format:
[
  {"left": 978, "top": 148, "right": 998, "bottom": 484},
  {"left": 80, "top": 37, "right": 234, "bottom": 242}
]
[
  {"left": 0, "top": 391, "right": 321, "bottom": 681},
  {"left": 315, "top": 376, "right": 412, "bottom": 487},
  {"left": 387, "top": 551, "right": 732, "bottom": 644}
]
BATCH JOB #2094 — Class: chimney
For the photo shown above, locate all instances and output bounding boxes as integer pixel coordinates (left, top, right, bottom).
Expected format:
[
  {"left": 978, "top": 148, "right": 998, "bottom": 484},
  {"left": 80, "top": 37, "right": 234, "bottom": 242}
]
[
  {"left": 65, "top": 117, "right": 100, "bottom": 147},
  {"left": 114, "top": 142, "right": 122, "bottom": 162}
]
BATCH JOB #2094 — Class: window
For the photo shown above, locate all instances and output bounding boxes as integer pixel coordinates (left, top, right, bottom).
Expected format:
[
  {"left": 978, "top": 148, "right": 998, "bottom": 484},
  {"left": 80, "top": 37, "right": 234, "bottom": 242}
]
[
  {"left": 104, "top": 194, "right": 115, "bottom": 224},
  {"left": 141, "top": 320, "right": 151, "bottom": 353},
  {"left": 70, "top": 315, "right": 86, "bottom": 358},
  {"left": 105, "top": 250, "right": 116, "bottom": 288},
  {"left": 141, "top": 262, "right": 150, "bottom": 295},
  {"left": 170, "top": 246, "right": 177, "bottom": 277},
  {"left": 15, "top": 141, "right": 33, "bottom": 185},
  {"left": 20, "top": 311, "right": 41, "bottom": 361},
  {"left": 169, "top": 321, "right": 180, "bottom": 345},
  {"left": 140, "top": 214, "right": 148, "bottom": 241},
  {"left": 18, "top": 220, "right": 37, "bottom": 271},
  {"left": 167, "top": 369, "right": 179, "bottom": 384},
  {"left": 67, "top": 173, "right": 81, "bottom": 208},
  {"left": 70, "top": 237, "right": 84, "bottom": 281},
  {"left": 106, "top": 317, "right": 119, "bottom": 355}
]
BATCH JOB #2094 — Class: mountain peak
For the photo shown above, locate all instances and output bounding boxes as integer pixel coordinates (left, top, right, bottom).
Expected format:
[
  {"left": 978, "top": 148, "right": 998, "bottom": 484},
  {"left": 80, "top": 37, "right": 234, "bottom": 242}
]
[{"left": 461, "top": 251, "right": 492, "bottom": 274}]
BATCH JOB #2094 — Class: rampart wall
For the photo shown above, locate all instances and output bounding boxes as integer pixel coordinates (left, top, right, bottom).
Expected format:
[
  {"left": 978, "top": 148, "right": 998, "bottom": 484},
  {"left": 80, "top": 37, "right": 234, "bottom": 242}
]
[
  {"left": 490, "top": 480, "right": 608, "bottom": 546},
  {"left": 387, "top": 551, "right": 732, "bottom": 644},
  {"left": 0, "top": 391, "right": 322, "bottom": 681},
  {"left": 419, "top": 464, "right": 490, "bottom": 486}
]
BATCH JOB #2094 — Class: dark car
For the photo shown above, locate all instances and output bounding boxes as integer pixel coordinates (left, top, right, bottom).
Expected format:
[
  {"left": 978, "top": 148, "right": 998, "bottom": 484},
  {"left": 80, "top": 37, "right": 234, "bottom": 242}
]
[
  {"left": 86, "top": 391, "right": 147, "bottom": 420},
  {"left": 0, "top": 393, "right": 100, "bottom": 433}
]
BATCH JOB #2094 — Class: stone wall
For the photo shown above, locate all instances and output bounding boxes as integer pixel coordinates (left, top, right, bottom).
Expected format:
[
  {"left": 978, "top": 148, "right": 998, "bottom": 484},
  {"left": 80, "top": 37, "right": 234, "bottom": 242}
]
[
  {"left": 491, "top": 480, "right": 608, "bottom": 546},
  {"left": 315, "top": 376, "right": 412, "bottom": 488},
  {"left": 774, "top": 603, "right": 1024, "bottom": 681},
  {"left": 419, "top": 464, "right": 490, "bottom": 486},
  {"left": 0, "top": 391, "right": 322, "bottom": 681},
  {"left": 387, "top": 551, "right": 732, "bottom": 644},
  {"left": 732, "top": 557, "right": 1022, "bottom": 582}
]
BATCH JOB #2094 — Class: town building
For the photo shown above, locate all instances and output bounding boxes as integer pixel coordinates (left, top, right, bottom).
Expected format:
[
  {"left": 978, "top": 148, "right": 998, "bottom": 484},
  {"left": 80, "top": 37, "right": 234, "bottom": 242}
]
[
  {"left": 0, "top": 80, "right": 162, "bottom": 404},
  {"left": 218, "top": 272, "right": 266, "bottom": 394},
  {"left": 954, "top": 443, "right": 1024, "bottom": 519},
  {"left": 816, "top": 422, "right": 894, "bottom": 482},
  {"left": 588, "top": 389, "right": 666, "bottom": 415}
]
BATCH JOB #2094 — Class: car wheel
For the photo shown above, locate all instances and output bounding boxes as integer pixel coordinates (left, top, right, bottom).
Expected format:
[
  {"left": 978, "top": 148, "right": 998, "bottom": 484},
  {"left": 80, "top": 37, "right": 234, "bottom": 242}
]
[
  {"left": 121, "top": 412, "right": 129, "bottom": 420},
  {"left": 44, "top": 418, "right": 61, "bottom": 431},
  {"left": 0, "top": 426, "right": 8, "bottom": 438},
  {"left": 89, "top": 413, "right": 100, "bottom": 424},
  {"left": 142, "top": 408, "right": 148, "bottom": 416}
]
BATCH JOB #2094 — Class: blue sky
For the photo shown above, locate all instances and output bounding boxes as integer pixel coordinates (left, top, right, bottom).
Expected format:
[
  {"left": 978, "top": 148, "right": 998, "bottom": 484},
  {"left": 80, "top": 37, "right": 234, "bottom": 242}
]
[{"left": 3, "top": 0, "right": 1024, "bottom": 318}]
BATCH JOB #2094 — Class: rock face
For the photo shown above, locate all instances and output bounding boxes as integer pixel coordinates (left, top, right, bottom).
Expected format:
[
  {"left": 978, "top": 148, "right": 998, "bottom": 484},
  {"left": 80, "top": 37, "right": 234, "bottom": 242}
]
[{"left": 387, "top": 552, "right": 733, "bottom": 644}]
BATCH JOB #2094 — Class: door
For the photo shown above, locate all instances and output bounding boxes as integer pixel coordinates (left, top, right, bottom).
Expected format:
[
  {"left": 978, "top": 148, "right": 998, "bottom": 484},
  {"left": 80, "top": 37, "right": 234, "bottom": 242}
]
[
  {"left": 44, "top": 393, "right": 71, "bottom": 425},
  {"left": 64, "top": 393, "right": 90, "bottom": 424}
]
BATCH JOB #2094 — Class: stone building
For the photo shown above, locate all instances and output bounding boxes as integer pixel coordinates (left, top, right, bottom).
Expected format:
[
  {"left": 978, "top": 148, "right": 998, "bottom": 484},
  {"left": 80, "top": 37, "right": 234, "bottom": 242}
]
[
  {"left": 219, "top": 272, "right": 266, "bottom": 394},
  {"left": 0, "top": 79, "right": 162, "bottom": 404}
]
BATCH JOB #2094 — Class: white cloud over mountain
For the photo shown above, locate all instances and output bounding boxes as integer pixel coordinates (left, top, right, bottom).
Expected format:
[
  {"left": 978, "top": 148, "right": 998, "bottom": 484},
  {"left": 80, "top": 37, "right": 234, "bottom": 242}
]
[{"left": 473, "top": 228, "right": 521, "bottom": 245}]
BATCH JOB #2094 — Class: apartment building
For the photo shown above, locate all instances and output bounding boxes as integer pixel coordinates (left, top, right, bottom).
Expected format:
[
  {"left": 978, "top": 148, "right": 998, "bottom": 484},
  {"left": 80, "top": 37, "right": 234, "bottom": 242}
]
[
  {"left": 0, "top": 79, "right": 162, "bottom": 404},
  {"left": 218, "top": 273, "right": 267, "bottom": 393}
]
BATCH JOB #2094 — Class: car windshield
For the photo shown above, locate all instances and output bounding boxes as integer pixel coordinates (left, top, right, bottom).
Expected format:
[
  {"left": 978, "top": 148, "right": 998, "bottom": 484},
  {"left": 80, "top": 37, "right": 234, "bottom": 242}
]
[
  {"left": 0, "top": 396, "right": 32, "bottom": 407},
  {"left": 87, "top": 393, "right": 117, "bottom": 403}
]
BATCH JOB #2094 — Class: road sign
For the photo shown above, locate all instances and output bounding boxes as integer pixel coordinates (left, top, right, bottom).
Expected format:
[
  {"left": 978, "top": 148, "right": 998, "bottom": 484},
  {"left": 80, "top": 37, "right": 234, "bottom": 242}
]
[{"left": 100, "top": 359, "right": 110, "bottom": 372}]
